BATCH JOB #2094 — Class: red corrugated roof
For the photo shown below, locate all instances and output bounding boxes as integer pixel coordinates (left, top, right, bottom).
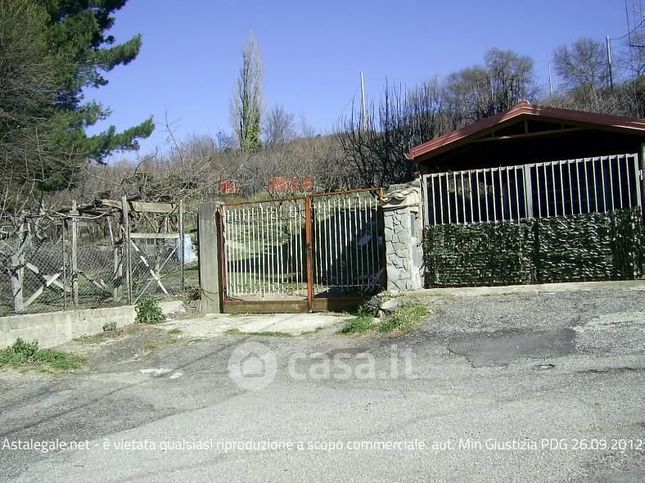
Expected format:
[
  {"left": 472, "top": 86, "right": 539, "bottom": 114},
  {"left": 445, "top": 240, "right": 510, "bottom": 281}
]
[{"left": 405, "top": 101, "right": 645, "bottom": 162}]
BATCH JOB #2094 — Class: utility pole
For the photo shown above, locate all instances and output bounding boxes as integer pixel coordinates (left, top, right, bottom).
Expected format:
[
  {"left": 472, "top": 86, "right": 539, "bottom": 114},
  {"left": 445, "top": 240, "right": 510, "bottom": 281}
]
[
  {"left": 606, "top": 35, "right": 614, "bottom": 91},
  {"left": 360, "top": 71, "right": 367, "bottom": 132}
]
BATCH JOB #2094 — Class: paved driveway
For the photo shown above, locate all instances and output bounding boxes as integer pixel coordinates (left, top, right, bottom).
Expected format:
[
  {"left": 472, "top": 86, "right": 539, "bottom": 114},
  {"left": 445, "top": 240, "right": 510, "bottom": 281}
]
[{"left": 0, "top": 281, "right": 643, "bottom": 481}]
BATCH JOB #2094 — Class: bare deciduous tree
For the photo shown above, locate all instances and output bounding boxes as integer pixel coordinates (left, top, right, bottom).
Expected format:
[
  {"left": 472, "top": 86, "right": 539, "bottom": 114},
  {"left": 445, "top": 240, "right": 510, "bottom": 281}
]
[{"left": 264, "top": 106, "right": 296, "bottom": 146}]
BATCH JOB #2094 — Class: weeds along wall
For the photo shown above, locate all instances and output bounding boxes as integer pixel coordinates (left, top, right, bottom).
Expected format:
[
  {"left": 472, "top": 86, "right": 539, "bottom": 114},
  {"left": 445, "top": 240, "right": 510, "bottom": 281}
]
[{"left": 424, "top": 208, "right": 644, "bottom": 287}]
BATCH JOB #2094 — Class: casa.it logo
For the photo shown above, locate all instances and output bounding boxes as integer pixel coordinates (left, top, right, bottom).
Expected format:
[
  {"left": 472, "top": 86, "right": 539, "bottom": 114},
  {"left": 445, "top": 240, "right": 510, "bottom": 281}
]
[{"left": 228, "top": 342, "right": 277, "bottom": 391}]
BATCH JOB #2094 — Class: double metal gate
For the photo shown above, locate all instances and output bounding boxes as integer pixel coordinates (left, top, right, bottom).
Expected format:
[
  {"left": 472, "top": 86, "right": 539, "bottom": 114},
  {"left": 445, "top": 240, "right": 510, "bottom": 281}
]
[{"left": 218, "top": 189, "right": 385, "bottom": 313}]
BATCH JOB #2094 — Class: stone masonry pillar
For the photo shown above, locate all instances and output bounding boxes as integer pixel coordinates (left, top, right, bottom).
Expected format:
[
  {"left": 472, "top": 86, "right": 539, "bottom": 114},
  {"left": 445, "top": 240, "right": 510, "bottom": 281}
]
[{"left": 380, "top": 180, "right": 424, "bottom": 292}]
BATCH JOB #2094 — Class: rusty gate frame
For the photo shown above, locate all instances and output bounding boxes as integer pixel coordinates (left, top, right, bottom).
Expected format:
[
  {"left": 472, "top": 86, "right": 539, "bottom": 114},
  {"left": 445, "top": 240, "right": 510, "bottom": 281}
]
[{"left": 216, "top": 188, "right": 385, "bottom": 313}]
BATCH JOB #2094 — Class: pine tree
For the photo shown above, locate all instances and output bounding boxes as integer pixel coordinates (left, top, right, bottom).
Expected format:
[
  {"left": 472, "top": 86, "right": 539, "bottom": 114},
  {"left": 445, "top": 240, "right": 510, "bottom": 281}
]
[{"left": 38, "top": 0, "right": 154, "bottom": 189}]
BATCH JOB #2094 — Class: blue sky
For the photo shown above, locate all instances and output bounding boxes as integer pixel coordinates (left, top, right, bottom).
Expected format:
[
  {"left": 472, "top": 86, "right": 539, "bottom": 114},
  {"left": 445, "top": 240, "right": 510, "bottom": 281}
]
[{"left": 90, "top": 0, "right": 633, "bottom": 160}]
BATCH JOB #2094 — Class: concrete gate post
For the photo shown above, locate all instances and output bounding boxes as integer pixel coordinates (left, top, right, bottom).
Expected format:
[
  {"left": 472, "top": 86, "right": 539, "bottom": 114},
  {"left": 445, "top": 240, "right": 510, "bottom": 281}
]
[
  {"left": 380, "top": 180, "right": 424, "bottom": 292},
  {"left": 198, "top": 202, "right": 222, "bottom": 313}
]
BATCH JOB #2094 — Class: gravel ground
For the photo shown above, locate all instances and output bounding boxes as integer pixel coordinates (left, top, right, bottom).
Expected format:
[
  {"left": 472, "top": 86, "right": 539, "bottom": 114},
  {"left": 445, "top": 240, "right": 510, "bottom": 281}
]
[{"left": 0, "top": 281, "right": 643, "bottom": 481}]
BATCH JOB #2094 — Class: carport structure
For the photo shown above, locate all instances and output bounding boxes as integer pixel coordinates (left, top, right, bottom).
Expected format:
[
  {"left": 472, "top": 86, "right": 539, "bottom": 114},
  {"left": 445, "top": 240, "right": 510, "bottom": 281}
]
[{"left": 406, "top": 101, "right": 645, "bottom": 287}]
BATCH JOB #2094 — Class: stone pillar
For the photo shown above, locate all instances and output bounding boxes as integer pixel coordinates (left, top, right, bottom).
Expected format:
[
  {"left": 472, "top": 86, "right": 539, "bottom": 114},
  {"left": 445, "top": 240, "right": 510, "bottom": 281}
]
[
  {"left": 198, "top": 202, "right": 222, "bottom": 313},
  {"left": 380, "top": 180, "right": 424, "bottom": 292}
]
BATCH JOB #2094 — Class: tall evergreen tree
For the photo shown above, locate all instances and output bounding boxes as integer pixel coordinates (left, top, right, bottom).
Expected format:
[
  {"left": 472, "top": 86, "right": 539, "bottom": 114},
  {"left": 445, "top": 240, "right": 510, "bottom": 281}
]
[
  {"left": 232, "top": 33, "right": 263, "bottom": 152},
  {"left": 38, "top": 0, "right": 153, "bottom": 189}
]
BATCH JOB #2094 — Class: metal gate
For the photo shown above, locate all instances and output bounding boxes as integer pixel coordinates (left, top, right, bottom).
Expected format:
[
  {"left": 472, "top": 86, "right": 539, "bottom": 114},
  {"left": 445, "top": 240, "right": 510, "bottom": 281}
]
[{"left": 218, "top": 189, "right": 385, "bottom": 313}]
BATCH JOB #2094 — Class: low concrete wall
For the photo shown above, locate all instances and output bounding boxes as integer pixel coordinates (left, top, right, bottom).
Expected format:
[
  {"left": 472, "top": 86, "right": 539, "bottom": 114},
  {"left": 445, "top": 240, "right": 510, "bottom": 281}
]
[{"left": 0, "top": 300, "right": 185, "bottom": 349}]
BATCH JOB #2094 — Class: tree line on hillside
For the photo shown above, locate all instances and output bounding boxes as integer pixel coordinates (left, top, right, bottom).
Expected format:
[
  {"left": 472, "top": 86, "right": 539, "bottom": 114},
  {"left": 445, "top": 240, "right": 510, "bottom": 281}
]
[{"left": 1, "top": 0, "right": 643, "bottom": 214}]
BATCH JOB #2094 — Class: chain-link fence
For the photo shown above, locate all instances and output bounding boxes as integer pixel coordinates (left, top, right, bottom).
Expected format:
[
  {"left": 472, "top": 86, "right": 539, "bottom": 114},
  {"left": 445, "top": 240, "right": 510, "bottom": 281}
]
[{"left": 0, "top": 201, "right": 197, "bottom": 316}]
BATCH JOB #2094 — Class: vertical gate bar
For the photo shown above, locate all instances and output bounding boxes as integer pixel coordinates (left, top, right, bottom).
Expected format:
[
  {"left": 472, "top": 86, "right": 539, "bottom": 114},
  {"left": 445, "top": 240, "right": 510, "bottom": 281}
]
[
  {"left": 227, "top": 208, "right": 233, "bottom": 297},
  {"left": 287, "top": 204, "right": 293, "bottom": 294},
  {"left": 238, "top": 208, "right": 244, "bottom": 296},
  {"left": 353, "top": 194, "right": 360, "bottom": 289},
  {"left": 616, "top": 155, "right": 624, "bottom": 208},
  {"left": 475, "top": 171, "right": 481, "bottom": 222},
  {"left": 559, "top": 161, "right": 565, "bottom": 216},
  {"left": 446, "top": 175, "right": 452, "bottom": 223},
  {"left": 343, "top": 197, "right": 350, "bottom": 289},
  {"left": 295, "top": 203, "right": 301, "bottom": 293},
  {"left": 634, "top": 154, "right": 642, "bottom": 208},
  {"left": 236, "top": 209, "right": 241, "bottom": 296},
  {"left": 584, "top": 158, "right": 590, "bottom": 213},
  {"left": 497, "top": 169, "right": 504, "bottom": 220},
  {"left": 438, "top": 175, "right": 444, "bottom": 224},
  {"left": 260, "top": 205, "right": 266, "bottom": 297},
  {"left": 245, "top": 207, "right": 250, "bottom": 295},
  {"left": 605, "top": 157, "right": 613, "bottom": 212},
  {"left": 357, "top": 195, "right": 364, "bottom": 290},
  {"left": 367, "top": 197, "right": 374, "bottom": 289},
  {"left": 250, "top": 207, "right": 255, "bottom": 296},
  {"left": 535, "top": 166, "right": 541, "bottom": 218},
  {"left": 505, "top": 168, "right": 512, "bottom": 220},
  {"left": 279, "top": 204, "right": 285, "bottom": 294},
  {"left": 333, "top": 198, "right": 340, "bottom": 290},
  {"left": 305, "top": 195, "right": 314, "bottom": 312},
  {"left": 514, "top": 167, "right": 521, "bottom": 220},
  {"left": 575, "top": 159, "right": 582, "bottom": 215},
  {"left": 483, "top": 170, "right": 489, "bottom": 222},
  {"left": 543, "top": 164, "right": 549, "bottom": 217},
  {"left": 323, "top": 199, "right": 330, "bottom": 293},
  {"left": 488, "top": 168, "right": 497, "bottom": 223},
  {"left": 315, "top": 200, "right": 321, "bottom": 291},
  {"left": 625, "top": 156, "right": 632, "bottom": 207},
  {"left": 550, "top": 163, "right": 556, "bottom": 216},
  {"left": 453, "top": 172, "right": 459, "bottom": 223},
  {"left": 230, "top": 209, "right": 236, "bottom": 297},
  {"left": 273, "top": 205, "right": 279, "bottom": 294},
  {"left": 469, "top": 173, "right": 474, "bottom": 223},
  {"left": 271, "top": 205, "right": 277, "bottom": 294},
  {"left": 343, "top": 196, "right": 350, "bottom": 289},
  {"left": 223, "top": 207, "right": 231, "bottom": 298},
  {"left": 567, "top": 161, "right": 573, "bottom": 215},
  {"left": 592, "top": 158, "right": 599, "bottom": 212},
  {"left": 523, "top": 165, "right": 533, "bottom": 220},
  {"left": 461, "top": 172, "right": 466, "bottom": 223}
]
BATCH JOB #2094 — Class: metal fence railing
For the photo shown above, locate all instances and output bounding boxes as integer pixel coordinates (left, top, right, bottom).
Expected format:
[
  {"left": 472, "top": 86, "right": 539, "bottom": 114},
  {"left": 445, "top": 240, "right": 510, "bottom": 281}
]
[{"left": 422, "top": 153, "right": 642, "bottom": 226}]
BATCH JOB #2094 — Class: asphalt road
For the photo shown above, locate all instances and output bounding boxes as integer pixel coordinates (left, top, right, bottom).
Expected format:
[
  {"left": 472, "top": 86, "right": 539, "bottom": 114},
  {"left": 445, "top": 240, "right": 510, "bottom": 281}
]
[{"left": 1, "top": 281, "right": 644, "bottom": 482}]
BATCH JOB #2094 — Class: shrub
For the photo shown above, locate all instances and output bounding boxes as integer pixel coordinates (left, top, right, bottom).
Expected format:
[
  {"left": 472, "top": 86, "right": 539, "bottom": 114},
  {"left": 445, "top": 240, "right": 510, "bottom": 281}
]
[{"left": 135, "top": 296, "right": 165, "bottom": 324}]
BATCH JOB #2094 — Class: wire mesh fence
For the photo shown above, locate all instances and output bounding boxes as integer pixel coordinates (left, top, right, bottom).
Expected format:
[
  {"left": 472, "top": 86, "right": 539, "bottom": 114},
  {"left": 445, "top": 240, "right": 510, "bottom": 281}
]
[{"left": 0, "top": 201, "right": 197, "bottom": 316}]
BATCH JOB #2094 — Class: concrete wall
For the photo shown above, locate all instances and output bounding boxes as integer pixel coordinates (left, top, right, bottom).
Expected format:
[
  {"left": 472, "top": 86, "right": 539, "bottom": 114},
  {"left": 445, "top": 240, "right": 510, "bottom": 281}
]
[
  {"left": 381, "top": 180, "right": 424, "bottom": 292},
  {"left": 0, "top": 300, "right": 184, "bottom": 349},
  {"left": 198, "top": 202, "right": 222, "bottom": 313},
  {"left": 0, "top": 306, "right": 134, "bottom": 349}
]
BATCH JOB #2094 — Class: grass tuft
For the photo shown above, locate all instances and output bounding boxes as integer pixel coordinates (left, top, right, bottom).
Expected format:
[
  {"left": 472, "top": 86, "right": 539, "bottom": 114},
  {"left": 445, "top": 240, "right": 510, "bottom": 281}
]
[
  {"left": 338, "top": 309, "right": 375, "bottom": 334},
  {"left": 339, "top": 301, "right": 429, "bottom": 335},
  {"left": 0, "top": 338, "right": 85, "bottom": 371},
  {"left": 378, "top": 303, "right": 428, "bottom": 333}
]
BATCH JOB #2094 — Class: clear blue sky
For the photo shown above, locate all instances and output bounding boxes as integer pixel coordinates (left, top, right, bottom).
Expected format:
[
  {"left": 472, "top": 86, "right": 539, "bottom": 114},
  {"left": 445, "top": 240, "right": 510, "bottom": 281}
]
[{"left": 90, "top": 0, "right": 633, "bottom": 160}]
